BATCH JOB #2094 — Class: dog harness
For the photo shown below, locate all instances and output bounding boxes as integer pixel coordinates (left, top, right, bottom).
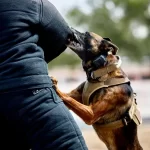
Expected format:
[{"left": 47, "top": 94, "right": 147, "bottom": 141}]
[
  {"left": 95, "top": 94, "right": 142, "bottom": 129},
  {"left": 82, "top": 56, "right": 142, "bottom": 129}
]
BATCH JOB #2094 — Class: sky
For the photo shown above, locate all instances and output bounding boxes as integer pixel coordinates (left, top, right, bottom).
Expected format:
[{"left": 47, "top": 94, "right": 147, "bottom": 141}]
[
  {"left": 49, "top": 0, "right": 88, "bottom": 18},
  {"left": 49, "top": 0, "right": 148, "bottom": 38}
]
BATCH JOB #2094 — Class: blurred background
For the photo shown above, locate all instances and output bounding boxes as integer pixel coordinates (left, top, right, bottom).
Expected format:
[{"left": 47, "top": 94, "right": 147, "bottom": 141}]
[{"left": 49, "top": 0, "right": 150, "bottom": 149}]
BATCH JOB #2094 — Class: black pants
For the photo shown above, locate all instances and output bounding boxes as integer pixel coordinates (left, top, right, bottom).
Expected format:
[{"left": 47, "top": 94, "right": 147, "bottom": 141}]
[{"left": 0, "top": 87, "right": 88, "bottom": 150}]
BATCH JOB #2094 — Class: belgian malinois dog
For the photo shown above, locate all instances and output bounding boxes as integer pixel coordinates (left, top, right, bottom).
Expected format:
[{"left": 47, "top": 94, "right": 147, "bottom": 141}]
[{"left": 51, "top": 29, "right": 143, "bottom": 150}]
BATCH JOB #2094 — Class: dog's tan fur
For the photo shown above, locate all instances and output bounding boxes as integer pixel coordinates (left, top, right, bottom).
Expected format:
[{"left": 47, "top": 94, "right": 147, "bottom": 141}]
[{"left": 51, "top": 32, "right": 143, "bottom": 150}]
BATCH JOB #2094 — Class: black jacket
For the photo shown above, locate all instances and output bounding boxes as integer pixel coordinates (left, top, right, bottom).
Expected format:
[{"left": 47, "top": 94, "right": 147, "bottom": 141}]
[{"left": 0, "top": 0, "right": 72, "bottom": 92}]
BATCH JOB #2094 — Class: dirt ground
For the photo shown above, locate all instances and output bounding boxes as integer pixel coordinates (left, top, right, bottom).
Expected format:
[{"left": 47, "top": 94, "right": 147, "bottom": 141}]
[{"left": 82, "top": 124, "right": 150, "bottom": 150}]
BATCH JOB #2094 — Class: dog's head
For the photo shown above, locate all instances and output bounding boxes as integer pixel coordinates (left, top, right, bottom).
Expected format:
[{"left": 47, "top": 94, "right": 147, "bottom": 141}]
[{"left": 67, "top": 28, "right": 119, "bottom": 71}]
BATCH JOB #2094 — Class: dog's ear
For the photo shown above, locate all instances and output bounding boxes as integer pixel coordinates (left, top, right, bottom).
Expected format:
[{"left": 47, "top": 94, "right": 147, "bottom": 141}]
[
  {"left": 107, "top": 41, "right": 119, "bottom": 55},
  {"left": 100, "top": 39, "right": 119, "bottom": 55},
  {"left": 103, "top": 37, "right": 112, "bottom": 42}
]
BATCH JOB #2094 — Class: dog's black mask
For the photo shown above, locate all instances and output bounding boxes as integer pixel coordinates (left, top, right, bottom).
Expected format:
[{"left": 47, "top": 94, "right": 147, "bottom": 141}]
[{"left": 67, "top": 28, "right": 86, "bottom": 59}]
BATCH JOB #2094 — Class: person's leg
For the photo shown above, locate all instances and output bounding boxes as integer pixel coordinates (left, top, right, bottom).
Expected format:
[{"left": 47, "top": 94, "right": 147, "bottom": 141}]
[
  {"left": 0, "top": 114, "right": 30, "bottom": 150},
  {"left": 0, "top": 87, "right": 88, "bottom": 150}
]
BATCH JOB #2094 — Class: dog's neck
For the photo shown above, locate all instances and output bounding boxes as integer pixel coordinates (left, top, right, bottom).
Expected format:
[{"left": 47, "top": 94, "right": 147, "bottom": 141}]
[{"left": 85, "top": 54, "right": 126, "bottom": 83}]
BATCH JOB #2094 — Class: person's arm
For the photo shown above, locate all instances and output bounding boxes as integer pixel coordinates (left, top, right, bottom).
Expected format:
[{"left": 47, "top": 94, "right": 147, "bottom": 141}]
[{"left": 38, "top": 0, "right": 72, "bottom": 63}]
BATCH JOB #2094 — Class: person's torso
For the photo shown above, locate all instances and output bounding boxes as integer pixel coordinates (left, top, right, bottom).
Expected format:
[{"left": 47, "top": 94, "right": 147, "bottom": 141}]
[{"left": 0, "top": 0, "right": 52, "bottom": 92}]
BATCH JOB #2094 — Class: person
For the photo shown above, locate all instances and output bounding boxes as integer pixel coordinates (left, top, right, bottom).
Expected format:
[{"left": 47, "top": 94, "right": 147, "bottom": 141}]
[{"left": 0, "top": 0, "right": 88, "bottom": 149}]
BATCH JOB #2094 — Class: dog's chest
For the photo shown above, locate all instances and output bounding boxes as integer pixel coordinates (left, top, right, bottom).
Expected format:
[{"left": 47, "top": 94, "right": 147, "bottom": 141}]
[{"left": 82, "top": 77, "right": 130, "bottom": 105}]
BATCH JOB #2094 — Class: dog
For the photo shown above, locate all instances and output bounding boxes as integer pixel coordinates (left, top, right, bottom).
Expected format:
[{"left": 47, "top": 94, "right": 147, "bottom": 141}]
[{"left": 51, "top": 30, "right": 143, "bottom": 150}]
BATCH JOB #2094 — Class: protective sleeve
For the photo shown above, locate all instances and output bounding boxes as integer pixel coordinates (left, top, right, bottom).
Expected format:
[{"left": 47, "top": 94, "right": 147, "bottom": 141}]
[{"left": 38, "top": 0, "right": 72, "bottom": 63}]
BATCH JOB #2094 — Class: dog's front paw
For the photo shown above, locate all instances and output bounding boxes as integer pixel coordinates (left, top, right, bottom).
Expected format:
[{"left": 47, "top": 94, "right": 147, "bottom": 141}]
[{"left": 50, "top": 76, "right": 58, "bottom": 85}]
